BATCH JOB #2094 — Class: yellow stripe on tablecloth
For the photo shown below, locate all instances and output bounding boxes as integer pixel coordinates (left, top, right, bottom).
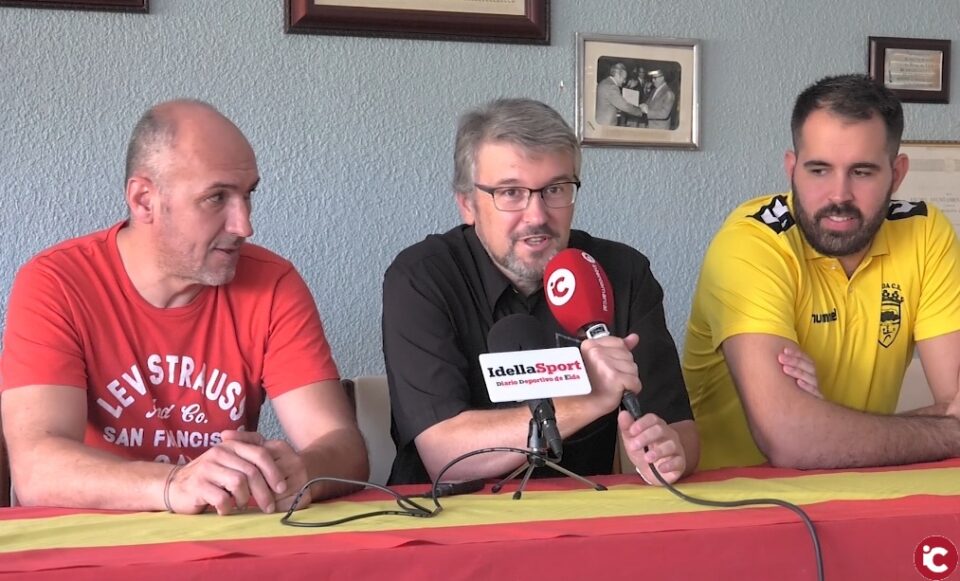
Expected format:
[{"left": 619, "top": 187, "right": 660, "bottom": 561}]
[{"left": 2, "top": 467, "right": 958, "bottom": 553}]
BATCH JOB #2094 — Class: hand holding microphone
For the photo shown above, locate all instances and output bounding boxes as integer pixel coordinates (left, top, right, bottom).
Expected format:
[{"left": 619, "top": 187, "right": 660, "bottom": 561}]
[
  {"left": 543, "top": 248, "right": 644, "bottom": 419},
  {"left": 543, "top": 248, "right": 688, "bottom": 486}
]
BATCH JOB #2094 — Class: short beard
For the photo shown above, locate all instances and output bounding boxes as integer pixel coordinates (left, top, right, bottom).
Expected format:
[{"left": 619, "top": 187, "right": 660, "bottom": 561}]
[
  {"left": 155, "top": 202, "right": 239, "bottom": 287},
  {"left": 792, "top": 179, "right": 891, "bottom": 258},
  {"left": 484, "top": 226, "right": 560, "bottom": 294}
]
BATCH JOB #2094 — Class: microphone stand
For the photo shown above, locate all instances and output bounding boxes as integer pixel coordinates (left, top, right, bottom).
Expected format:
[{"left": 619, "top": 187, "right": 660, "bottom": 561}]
[{"left": 491, "top": 404, "right": 607, "bottom": 500}]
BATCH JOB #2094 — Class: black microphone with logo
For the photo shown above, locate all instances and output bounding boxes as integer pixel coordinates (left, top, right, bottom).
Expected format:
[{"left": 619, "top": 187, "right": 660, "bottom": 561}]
[{"left": 486, "top": 314, "right": 564, "bottom": 459}]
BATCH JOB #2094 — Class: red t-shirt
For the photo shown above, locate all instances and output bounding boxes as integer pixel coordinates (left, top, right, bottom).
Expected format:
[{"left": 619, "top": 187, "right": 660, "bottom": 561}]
[{"left": 1, "top": 223, "right": 339, "bottom": 465}]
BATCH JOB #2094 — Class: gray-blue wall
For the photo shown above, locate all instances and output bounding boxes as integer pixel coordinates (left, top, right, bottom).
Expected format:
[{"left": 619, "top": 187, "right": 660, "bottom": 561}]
[{"left": 2, "top": 1, "right": 958, "bottom": 437}]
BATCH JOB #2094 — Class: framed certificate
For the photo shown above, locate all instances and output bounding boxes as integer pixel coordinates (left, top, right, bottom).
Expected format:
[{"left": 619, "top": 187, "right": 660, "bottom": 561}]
[
  {"left": 285, "top": 0, "right": 549, "bottom": 45},
  {"left": 897, "top": 141, "right": 960, "bottom": 232},
  {"left": 869, "top": 37, "right": 951, "bottom": 104}
]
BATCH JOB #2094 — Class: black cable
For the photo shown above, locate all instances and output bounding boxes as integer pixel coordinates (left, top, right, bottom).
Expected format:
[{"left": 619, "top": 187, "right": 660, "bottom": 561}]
[
  {"left": 438, "top": 446, "right": 824, "bottom": 581},
  {"left": 280, "top": 477, "right": 440, "bottom": 527},
  {"left": 645, "top": 461, "right": 824, "bottom": 581},
  {"left": 280, "top": 447, "right": 542, "bottom": 527},
  {"left": 431, "top": 446, "right": 547, "bottom": 490},
  {"left": 279, "top": 448, "right": 824, "bottom": 581}
]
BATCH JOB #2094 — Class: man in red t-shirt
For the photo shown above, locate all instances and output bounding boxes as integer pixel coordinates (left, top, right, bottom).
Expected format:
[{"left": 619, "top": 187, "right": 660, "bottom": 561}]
[{"left": 1, "top": 100, "right": 368, "bottom": 515}]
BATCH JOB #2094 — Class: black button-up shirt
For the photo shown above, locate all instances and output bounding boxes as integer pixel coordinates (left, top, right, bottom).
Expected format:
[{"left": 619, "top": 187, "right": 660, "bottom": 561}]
[{"left": 383, "top": 225, "right": 692, "bottom": 484}]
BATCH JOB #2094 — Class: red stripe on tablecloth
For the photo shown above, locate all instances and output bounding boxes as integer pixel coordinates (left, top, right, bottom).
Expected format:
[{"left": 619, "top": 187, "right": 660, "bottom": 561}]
[{"left": 3, "top": 493, "right": 959, "bottom": 575}]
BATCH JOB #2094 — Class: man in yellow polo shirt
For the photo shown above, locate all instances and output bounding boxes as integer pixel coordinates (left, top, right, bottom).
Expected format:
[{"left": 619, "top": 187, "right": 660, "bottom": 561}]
[{"left": 683, "top": 74, "right": 960, "bottom": 470}]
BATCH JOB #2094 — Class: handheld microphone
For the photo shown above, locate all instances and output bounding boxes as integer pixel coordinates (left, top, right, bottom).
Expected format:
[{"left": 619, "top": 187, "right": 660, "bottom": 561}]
[
  {"left": 543, "top": 248, "right": 644, "bottom": 420},
  {"left": 486, "top": 314, "right": 564, "bottom": 458}
]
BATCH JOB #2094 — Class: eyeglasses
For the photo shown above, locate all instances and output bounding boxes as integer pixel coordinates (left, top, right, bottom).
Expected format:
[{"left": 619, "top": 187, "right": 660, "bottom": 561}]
[{"left": 474, "top": 180, "right": 580, "bottom": 212}]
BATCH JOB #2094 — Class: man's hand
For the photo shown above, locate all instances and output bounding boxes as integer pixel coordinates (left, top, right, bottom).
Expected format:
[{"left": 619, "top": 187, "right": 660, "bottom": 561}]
[
  {"left": 262, "top": 439, "right": 312, "bottom": 512},
  {"left": 778, "top": 347, "right": 822, "bottom": 399},
  {"left": 580, "top": 333, "right": 642, "bottom": 414},
  {"left": 166, "top": 430, "right": 288, "bottom": 515},
  {"left": 617, "top": 410, "right": 686, "bottom": 485}
]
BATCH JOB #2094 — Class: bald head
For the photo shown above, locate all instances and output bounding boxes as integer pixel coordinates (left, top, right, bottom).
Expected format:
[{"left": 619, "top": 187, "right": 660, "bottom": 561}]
[{"left": 124, "top": 99, "right": 250, "bottom": 185}]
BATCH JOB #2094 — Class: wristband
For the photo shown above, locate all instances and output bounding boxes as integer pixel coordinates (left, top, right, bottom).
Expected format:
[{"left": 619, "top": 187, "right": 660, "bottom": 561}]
[{"left": 163, "top": 464, "right": 183, "bottom": 513}]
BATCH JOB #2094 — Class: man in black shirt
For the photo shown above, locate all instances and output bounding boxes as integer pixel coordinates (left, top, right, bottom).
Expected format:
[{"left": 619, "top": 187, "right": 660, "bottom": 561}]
[{"left": 383, "top": 98, "right": 698, "bottom": 485}]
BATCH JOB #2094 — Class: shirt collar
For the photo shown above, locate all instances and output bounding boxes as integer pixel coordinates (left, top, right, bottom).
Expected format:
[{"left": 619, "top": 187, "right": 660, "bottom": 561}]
[{"left": 464, "top": 226, "right": 518, "bottom": 314}]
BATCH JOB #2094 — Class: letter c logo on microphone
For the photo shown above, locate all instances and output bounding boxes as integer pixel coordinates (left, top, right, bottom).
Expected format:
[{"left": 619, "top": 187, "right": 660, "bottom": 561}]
[{"left": 546, "top": 268, "right": 575, "bottom": 306}]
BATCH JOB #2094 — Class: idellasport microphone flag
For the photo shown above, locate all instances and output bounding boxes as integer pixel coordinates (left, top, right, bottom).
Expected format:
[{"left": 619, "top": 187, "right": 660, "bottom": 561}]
[{"left": 481, "top": 314, "right": 591, "bottom": 403}]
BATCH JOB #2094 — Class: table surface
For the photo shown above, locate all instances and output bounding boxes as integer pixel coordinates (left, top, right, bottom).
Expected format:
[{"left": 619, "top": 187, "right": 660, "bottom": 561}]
[{"left": 3, "top": 458, "right": 960, "bottom": 580}]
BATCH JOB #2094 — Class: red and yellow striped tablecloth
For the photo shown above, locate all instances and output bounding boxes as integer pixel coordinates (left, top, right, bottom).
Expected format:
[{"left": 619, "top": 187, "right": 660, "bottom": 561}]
[{"left": 2, "top": 459, "right": 959, "bottom": 580}]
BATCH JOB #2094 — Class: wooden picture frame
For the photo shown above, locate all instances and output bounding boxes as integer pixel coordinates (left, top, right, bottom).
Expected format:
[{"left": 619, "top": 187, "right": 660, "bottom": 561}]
[
  {"left": 285, "top": 0, "right": 549, "bottom": 45},
  {"left": 0, "top": 0, "right": 147, "bottom": 11},
  {"left": 577, "top": 33, "right": 700, "bottom": 149},
  {"left": 897, "top": 140, "right": 960, "bottom": 232},
  {"left": 869, "top": 37, "right": 951, "bottom": 103}
]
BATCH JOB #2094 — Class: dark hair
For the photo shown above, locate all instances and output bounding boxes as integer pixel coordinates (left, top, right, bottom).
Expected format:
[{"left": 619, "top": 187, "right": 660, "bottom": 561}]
[
  {"left": 452, "top": 98, "right": 580, "bottom": 195},
  {"left": 791, "top": 74, "right": 904, "bottom": 156}
]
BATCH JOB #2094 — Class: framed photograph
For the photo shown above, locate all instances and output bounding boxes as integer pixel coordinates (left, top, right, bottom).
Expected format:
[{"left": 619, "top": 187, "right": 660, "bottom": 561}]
[
  {"left": 577, "top": 34, "right": 700, "bottom": 149},
  {"left": 868, "top": 37, "right": 951, "bottom": 103},
  {"left": 0, "top": 0, "right": 146, "bottom": 11},
  {"left": 285, "top": 0, "right": 549, "bottom": 45},
  {"left": 897, "top": 140, "right": 960, "bottom": 232}
]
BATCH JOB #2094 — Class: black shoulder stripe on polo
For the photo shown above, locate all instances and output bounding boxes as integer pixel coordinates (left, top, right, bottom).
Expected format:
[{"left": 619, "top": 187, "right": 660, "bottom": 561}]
[
  {"left": 887, "top": 200, "right": 928, "bottom": 220},
  {"left": 749, "top": 195, "right": 795, "bottom": 234}
]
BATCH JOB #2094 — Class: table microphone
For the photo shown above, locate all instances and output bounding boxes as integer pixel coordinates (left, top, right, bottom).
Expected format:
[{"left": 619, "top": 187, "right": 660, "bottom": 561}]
[
  {"left": 486, "top": 314, "right": 564, "bottom": 458},
  {"left": 543, "top": 248, "right": 644, "bottom": 420}
]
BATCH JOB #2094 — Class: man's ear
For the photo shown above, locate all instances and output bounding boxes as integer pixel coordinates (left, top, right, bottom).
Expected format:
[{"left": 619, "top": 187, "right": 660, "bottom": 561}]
[
  {"left": 784, "top": 149, "right": 798, "bottom": 182},
  {"left": 455, "top": 192, "right": 475, "bottom": 225},
  {"left": 126, "top": 176, "right": 156, "bottom": 224},
  {"left": 890, "top": 153, "right": 910, "bottom": 194}
]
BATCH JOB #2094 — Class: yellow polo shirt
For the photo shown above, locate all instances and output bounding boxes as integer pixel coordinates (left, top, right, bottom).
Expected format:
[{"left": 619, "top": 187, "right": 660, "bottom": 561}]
[{"left": 683, "top": 193, "right": 960, "bottom": 470}]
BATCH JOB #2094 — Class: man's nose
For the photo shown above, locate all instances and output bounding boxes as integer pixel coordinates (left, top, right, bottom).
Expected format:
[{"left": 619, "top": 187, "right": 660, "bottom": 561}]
[
  {"left": 522, "top": 190, "right": 550, "bottom": 224},
  {"left": 226, "top": 197, "right": 254, "bottom": 238},
  {"left": 827, "top": 175, "right": 854, "bottom": 205}
]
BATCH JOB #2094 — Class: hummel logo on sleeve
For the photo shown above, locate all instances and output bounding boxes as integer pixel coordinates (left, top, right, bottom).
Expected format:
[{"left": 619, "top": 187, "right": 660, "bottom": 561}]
[
  {"left": 887, "top": 200, "right": 927, "bottom": 220},
  {"left": 750, "top": 195, "right": 795, "bottom": 233}
]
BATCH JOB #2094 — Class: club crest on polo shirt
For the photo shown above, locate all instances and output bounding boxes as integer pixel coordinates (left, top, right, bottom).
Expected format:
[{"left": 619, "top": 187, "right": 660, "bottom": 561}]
[
  {"left": 750, "top": 195, "right": 795, "bottom": 234},
  {"left": 879, "top": 283, "right": 904, "bottom": 348}
]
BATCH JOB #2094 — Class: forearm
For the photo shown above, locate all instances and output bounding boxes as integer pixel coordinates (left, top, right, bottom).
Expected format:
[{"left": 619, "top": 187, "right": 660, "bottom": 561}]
[
  {"left": 12, "top": 435, "right": 172, "bottom": 510},
  {"left": 417, "top": 406, "right": 535, "bottom": 482},
  {"left": 613, "top": 97, "right": 645, "bottom": 117},
  {"left": 419, "top": 395, "right": 609, "bottom": 482},
  {"left": 760, "top": 397, "right": 960, "bottom": 468},
  {"left": 300, "top": 426, "right": 369, "bottom": 501}
]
